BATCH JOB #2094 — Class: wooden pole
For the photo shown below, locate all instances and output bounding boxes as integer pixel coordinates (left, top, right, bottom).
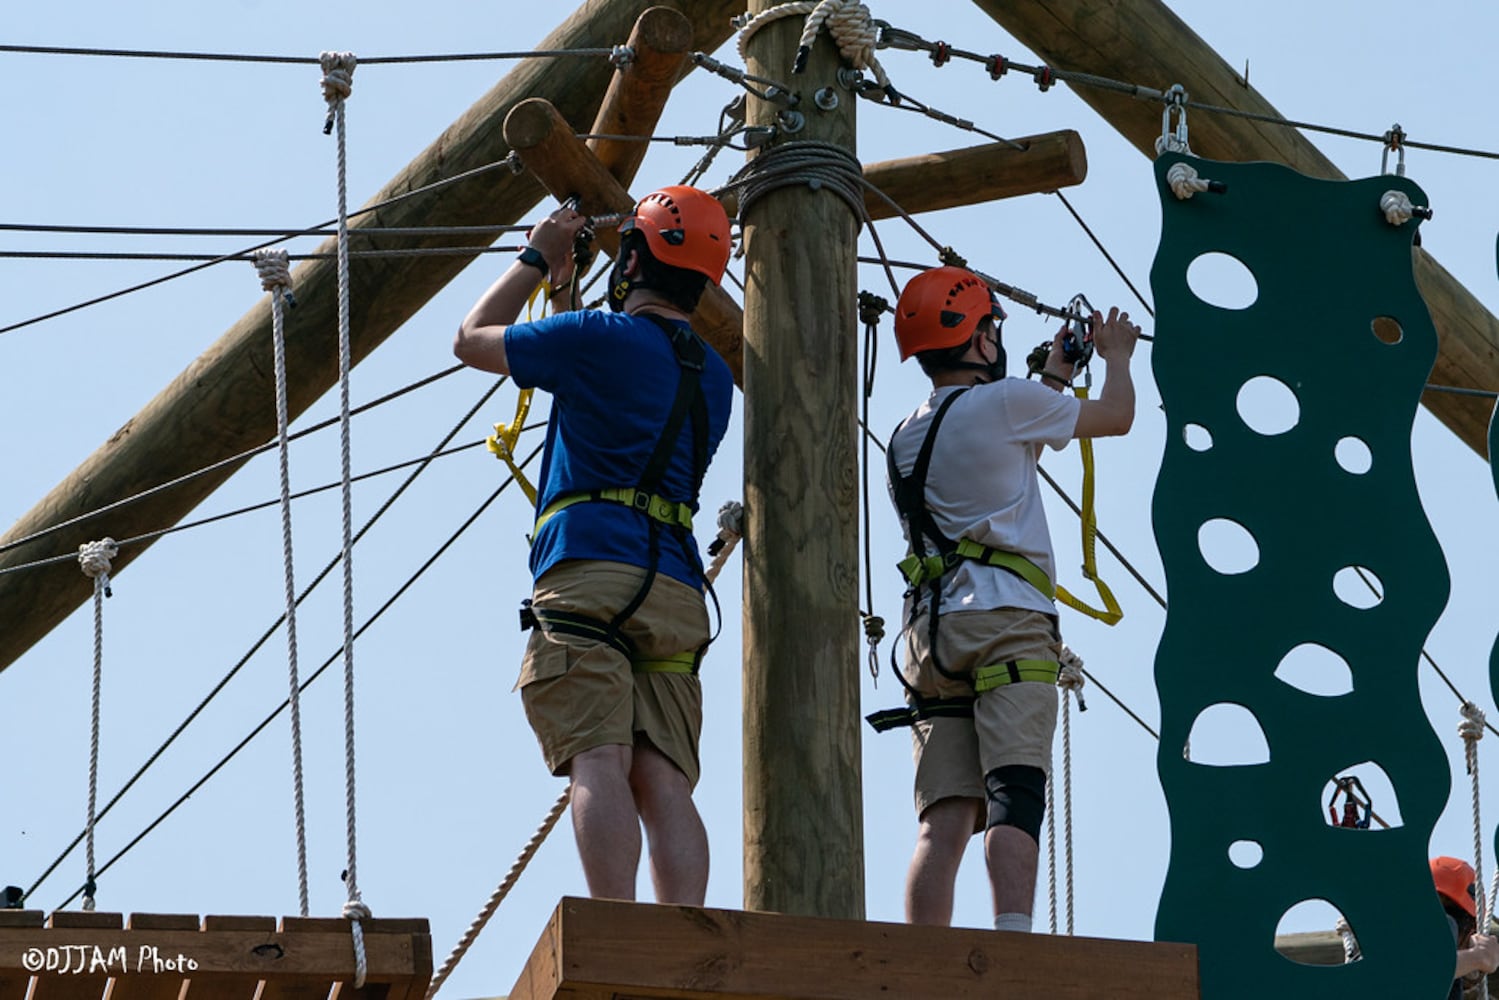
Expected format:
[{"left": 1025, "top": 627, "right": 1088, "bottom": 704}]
[
  {"left": 586, "top": 6, "right": 695, "bottom": 182},
  {"left": 503, "top": 97, "right": 748, "bottom": 386},
  {"left": 972, "top": 0, "right": 1499, "bottom": 457},
  {"left": 0, "top": 0, "right": 747, "bottom": 676},
  {"left": 740, "top": 5, "right": 864, "bottom": 919}
]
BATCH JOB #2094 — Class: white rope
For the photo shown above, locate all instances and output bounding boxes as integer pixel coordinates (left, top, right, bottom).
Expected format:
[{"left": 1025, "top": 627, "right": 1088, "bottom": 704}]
[
  {"left": 1055, "top": 644, "right": 1084, "bottom": 934},
  {"left": 1045, "top": 766, "right": 1058, "bottom": 934},
  {"left": 322, "top": 48, "right": 369, "bottom": 984},
  {"left": 1461, "top": 703, "right": 1488, "bottom": 923},
  {"left": 1166, "top": 162, "right": 1211, "bottom": 201},
  {"left": 1380, "top": 190, "right": 1415, "bottom": 226},
  {"left": 736, "top": 0, "right": 889, "bottom": 90},
  {"left": 254, "top": 247, "right": 311, "bottom": 918},
  {"left": 1334, "top": 915, "right": 1361, "bottom": 963},
  {"left": 705, "top": 500, "right": 744, "bottom": 585},
  {"left": 425, "top": 787, "right": 573, "bottom": 999},
  {"left": 76, "top": 538, "right": 117, "bottom": 913}
]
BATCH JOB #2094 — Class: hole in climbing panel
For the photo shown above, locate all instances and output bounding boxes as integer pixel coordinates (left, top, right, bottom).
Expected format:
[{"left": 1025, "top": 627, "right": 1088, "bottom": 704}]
[
  {"left": 1333, "top": 566, "right": 1383, "bottom": 609},
  {"left": 1335, "top": 436, "right": 1373, "bottom": 475},
  {"left": 1322, "top": 761, "right": 1401, "bottom": 829},
  {"left": 1198, "top": 518, "right": 1259, "bottom": 575},
  {"left": 1186, "top": 251, "right": 1259, "bottom": 310},
  {"left": 1274, "top": 643, "right": 1354, "bottom": 697},
  {"left": 1228, "top": 839, "right": 1263, "bottom": 869},
  {"left": 1236, "top": 376, "right": 1300, "bottom": 436},
  {"left": 1275, "top": 900, "right": 1358, "bottom": 964},
  {"left": 1183, "top": 423, "right": 1213, "bottom": 451},
  {"left": 1371, "top": 316, "right": 1403, "bottom": 345},
  {"left": 1185, "top": 703, "right": 1270, "bottom": 766}
]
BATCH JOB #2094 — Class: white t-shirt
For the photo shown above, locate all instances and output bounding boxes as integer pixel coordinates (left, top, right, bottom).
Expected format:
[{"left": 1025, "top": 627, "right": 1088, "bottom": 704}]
[{"left": 887, "top": 379, "right": 1081, "bottom": 616}]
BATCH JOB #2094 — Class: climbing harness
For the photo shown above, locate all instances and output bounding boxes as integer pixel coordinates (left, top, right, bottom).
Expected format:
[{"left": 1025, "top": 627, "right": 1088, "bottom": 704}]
[
  {"left": 520, "top": 314, "right": 715, "bottom": 675},
  {"left": 253, "top": 247, "right": 312, "bottom": 918},
  {"left": 866, "top": 388, "right": 1061, "bottom": 733},
  {"left": 1326, "top": 775, "right": 1374, "bottom": 830},
  {"left": 76, "top": 538, "right": 117, "bottom": 912}
]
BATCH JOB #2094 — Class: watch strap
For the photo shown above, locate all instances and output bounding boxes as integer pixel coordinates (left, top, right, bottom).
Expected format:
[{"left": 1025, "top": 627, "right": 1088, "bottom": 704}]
[{"left": 517, "top": 245, "right": 549, "bottom": 278}]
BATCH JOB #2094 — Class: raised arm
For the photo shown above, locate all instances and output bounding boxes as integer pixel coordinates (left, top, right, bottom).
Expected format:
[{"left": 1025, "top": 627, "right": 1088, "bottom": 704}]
[{"left": 1070, "top": 306, "right": 1140, "bottom": 439}]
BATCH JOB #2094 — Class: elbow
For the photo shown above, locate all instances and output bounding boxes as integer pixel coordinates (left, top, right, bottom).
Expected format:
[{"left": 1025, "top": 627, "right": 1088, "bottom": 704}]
[{"left": 453, "top": 323, "right": 479, "bottom": 366}]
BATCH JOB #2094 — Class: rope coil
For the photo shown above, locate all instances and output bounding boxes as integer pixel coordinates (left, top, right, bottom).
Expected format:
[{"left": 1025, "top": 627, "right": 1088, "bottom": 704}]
[{"left": 76, "top": 537, "right": 117, "bottom": 912}]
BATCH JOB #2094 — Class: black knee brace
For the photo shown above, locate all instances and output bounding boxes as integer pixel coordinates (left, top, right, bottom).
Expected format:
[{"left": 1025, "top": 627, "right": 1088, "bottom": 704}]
[{"left": 984, "top": 764, "right": 1047, "bottom": 843}]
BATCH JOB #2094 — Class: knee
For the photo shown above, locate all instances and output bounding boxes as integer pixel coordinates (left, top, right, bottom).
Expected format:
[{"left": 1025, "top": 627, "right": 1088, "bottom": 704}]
[
  {"left": 984, "top": 765, "right": 1046, "bottom": 844},
  {"left": 570, "top": 744, "right": 632, "bottom": 787}
]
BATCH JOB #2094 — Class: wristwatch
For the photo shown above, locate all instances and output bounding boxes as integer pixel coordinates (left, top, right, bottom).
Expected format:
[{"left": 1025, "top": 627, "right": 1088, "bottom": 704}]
[{"left": 516, "top": 246, "right": 549, "bottom": 279}]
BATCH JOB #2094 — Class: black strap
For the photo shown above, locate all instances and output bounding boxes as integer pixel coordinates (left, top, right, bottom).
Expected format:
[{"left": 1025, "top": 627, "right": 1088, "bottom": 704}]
[
  {"left": 888, "top": 388, "right": 971, "bottom": 684},
  {"left": 866, "top": 695, "right": 977, "bottom": 733}
]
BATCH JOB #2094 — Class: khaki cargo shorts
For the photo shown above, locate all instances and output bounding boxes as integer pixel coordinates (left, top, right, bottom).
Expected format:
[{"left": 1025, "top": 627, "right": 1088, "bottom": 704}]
[
  {"left": 517, "top": 559, "right": 710, "bottom": 786},
  {"left": 902, "top": 606, "right": 1060, "bottom": 820}
]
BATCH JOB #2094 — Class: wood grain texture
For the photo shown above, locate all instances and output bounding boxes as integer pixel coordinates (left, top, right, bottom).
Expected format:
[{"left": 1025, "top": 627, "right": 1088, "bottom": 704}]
[
  {"left": 739, "top": 0, "right": 864, "bottom": 921},
  {"left": 0, "top": 0, "right": 749, "bottom": 675},
  {"left": 972, "top": 0, "right": 1499, "bottom": 457},
  {"left": 587, "top": 6, "right": 695, "bottom": 182},
  {"left": 507, "top": 897, "right": 1200, "bottom": 999}
]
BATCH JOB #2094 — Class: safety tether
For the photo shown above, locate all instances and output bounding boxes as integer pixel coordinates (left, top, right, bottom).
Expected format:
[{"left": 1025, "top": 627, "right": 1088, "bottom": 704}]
[
  {"left": 486, "top": 284, "right": 549, "bottom": 506},
  {"left": 76, "top": 537, "right": 117, "bottom": 912},
  {"left": 1054, "top": 382, "right": 1123, "bottom": 626},
  {"left": 321, "top": 48, "right": 370, "bottom": 988}
]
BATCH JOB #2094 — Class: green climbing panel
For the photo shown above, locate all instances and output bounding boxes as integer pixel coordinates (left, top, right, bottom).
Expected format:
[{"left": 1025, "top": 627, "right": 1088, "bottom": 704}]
[{"left": 1150, "top": 151, "right": 1453, "bottom": 999}]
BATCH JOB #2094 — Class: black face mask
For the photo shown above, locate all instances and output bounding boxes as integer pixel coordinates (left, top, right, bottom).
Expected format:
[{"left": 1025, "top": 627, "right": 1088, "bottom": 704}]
[{"left": 952, "top": 330, "right": 1005, "bottom": 383}]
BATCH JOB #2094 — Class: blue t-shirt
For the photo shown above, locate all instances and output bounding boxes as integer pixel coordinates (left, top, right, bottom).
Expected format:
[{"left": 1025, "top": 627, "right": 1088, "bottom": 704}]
[{"left": 504, "top": 310, "right": 733, "bottom": 587}]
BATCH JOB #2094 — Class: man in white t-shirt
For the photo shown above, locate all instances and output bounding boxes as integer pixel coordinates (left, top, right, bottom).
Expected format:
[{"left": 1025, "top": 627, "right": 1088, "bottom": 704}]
[{"left": 879, "top": 264, "right": 1139, "bottom": 932}]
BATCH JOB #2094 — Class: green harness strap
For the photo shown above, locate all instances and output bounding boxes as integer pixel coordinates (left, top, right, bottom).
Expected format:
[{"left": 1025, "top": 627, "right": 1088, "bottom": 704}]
[
  {"left": 898, "top": 537, "right": 1056, "bottom": 600},
  {"left": 972, "top": 657, "right": 1060, "bottom": 693},
  {"left": 533, "top": 486, "right": 693, "bottom": 537}
]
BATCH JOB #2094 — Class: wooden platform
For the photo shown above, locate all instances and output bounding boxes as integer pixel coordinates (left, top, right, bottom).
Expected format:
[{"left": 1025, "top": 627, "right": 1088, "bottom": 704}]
[
  {"left": 0, "top": 909, "right": 431, "bottom": 999},
  {"left": 507, "top": 897, "right": 1199, "bottom": 999}
]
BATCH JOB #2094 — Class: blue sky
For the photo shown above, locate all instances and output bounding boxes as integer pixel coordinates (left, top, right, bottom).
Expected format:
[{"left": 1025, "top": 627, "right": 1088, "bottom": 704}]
[{"left": 2, "top": 2, "right": 1497, "bottom": 998}]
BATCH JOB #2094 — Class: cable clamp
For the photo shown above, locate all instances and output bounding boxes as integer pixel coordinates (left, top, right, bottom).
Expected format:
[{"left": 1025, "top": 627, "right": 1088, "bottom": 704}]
[
  {"left": 986, "top": 54, "right": 1008, "bottom": 80},
  {"left": 1033, "top": 65, "right": 1055, "bottom": 91},
  {"left": 930, "top": 41, "right": 950, "bottom": 67},
  {"left": 609, "top": 44, "right": 635, "bottom": 69}
]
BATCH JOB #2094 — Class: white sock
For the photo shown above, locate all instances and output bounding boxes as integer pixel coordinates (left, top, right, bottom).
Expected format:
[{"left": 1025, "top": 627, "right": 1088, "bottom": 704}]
[{"left": 993, "top": 912, "right": 1032, "bottom": 933}]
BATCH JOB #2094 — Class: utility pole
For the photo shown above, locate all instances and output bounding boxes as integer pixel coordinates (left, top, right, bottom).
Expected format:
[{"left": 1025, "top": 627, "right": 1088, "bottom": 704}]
[{"left": 739, "top": 2, "right": 863, "bottom": 919}]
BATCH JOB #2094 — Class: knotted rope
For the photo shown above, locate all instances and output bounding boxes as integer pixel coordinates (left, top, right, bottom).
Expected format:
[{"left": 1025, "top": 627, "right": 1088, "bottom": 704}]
[
  {"left": 254, "top": 247, "right": 311, "bottom": 918},
  {"left": 705, "top": 500, "right": 744, "bottom": 585},
  {"left": 736, "top": 0, "right": 888, "bottom": 91},
  {"left": 1165, "top": 162, "right": 1211, "bottom": 201},
  {"left": 1053, "top": 644, "right": 1084, "bottom": 934},
  {"left": 1334, "top": 915, "right": 1361, "bottom": 963},
  {"left": 77, "top": 537, "right": 117, "bottom": 912},
  {"left": 321, "top": 48, "right": 370, "bottom": 985},
  {"left": 425, "top": 788, "right": 572, "bottom": 999},
  {"left": 1461, "top": 702, "right": 1489, "bottom": 931}
]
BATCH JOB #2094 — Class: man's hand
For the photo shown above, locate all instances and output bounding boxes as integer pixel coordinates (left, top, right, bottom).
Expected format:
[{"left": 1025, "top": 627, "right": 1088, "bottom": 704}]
[
  {"left": 526, "top": 204, "right": 588, "bottom": 290},
  {"left": 1092, "top": 306, "right": 1140, "bottom": 362},
  {"left": 1459, "top": 933, "right": 1499, "bottom": 978}
]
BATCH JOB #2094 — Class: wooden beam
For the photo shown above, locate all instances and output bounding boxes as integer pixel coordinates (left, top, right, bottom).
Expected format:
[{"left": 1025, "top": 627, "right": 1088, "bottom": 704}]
[
  {"left": 586, "top": 5, "right": 695, "bottom": 182},
  {"left": 507, "top": 896, "right": 1200, "bottom": 999},
  {"left": 970, "top": 0, "right": 1499, "bottom": 457},
  {"left": 0, "top": 0, "right": 748, "bottom": 675},
  {"left": 0, "top": 912, "right": 431, "bottom": 1000},
  {"left": 718, "top": 130, "right": 1089, "bottom": 222},
  {"left": 503, "top": 97, "right": 748, "bottom": 386},
  {"left": 740, "top": 3, "right": 864, "bottom": 919}
]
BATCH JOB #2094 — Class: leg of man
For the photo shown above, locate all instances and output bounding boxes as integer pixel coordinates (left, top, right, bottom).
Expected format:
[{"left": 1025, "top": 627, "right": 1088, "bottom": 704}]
[
  {"left": 630, "top": 740, "right": 709, "bottom": 904},
  {"left": 985, "top": 823, "right": 1040, "bottom": 919},
  {"left": 570, "top": 743, "right": 641, "bottom": 900},
  {"left": 906, "top": 796, "right": 983, "bottom": 925}
]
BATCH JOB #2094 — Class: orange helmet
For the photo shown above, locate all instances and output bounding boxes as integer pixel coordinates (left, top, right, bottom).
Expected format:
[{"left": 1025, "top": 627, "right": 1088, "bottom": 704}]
[
  {"left": 619, "top": 185, "right": 731, "bottom": 284},
  {"left": 894, "top": 265, "right": 1004, "bottom": 360},
  {"left": 1432, "top": 856, "right": 1477, "bottom": 917}
]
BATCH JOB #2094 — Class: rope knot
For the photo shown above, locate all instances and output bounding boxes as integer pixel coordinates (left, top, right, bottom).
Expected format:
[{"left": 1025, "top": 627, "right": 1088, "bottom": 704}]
[
  {"left": 1166, "top": 162, "right": 1211, "bottom": 201},
  {"left": 857, "top": 290, "right": 890, "bottom": 328},
  {"left": 862, "top": 614, "right": 884, "bottom": 645},
  {"left": 1460, "top": 702, "right": 1486, "bottom": 743},
  {"left": 342, "top": 898, "right": 371, "bottom": 989},
  {"left": 252, "top": 248, "right": 295, "bottom": 303},
  {"left": 319, "top": 51, "right": 357, "bottom": 132},
  {"left": 1057, "top": 644, "right": 1087, "bottom": 711},
  {"left": 716, "top": 500, "right": 745, "bottom": 539},
  {"left": 78, "top": 538, "right": 119, "bottom": 596}
]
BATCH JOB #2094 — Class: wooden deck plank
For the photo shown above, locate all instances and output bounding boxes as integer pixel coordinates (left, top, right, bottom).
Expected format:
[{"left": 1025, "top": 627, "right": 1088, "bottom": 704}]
[
  {"left": 510, "top": 897, "right": 1199, "bottom": 1000},
  {"left": 0, "top": 912, "right": 430, "bottom": 1000}
]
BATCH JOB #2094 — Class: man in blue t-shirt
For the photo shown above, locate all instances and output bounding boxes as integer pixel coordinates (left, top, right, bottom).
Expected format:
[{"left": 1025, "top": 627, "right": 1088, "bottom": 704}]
[{"left": 455, "top": 186, "right": 734, "bottom": 904}]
